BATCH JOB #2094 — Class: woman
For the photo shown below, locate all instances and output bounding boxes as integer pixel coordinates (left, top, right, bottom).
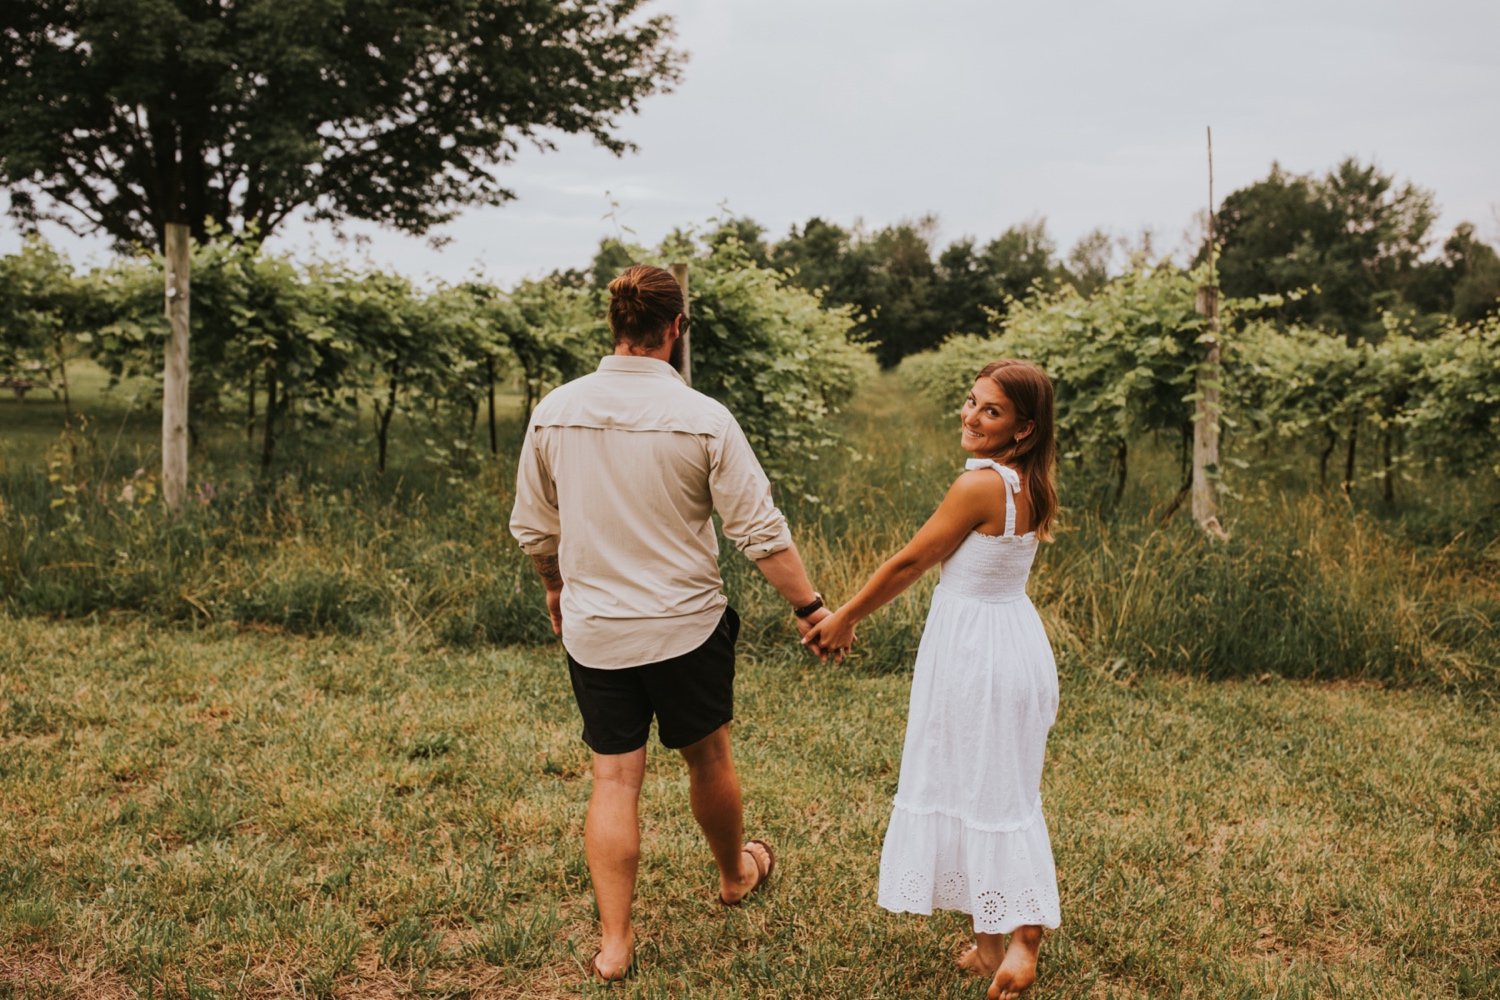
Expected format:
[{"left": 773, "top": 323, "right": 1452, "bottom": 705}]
[{"left": 804, "top": 360, "right": 1061, "bottom": 1000}]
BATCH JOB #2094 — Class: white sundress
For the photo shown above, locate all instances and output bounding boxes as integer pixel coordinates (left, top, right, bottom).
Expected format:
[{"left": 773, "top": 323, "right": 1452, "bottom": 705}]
[{"left": 877, "top": 458, "right": 1062, "bottom": 935}]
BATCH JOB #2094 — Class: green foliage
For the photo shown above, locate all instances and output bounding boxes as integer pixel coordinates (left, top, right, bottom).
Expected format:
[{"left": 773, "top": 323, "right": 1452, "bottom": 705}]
[
  {"left": 1208, "top": 158, "right": 1497, "bottom": 337},
  {"left": 492, "top": 277, "right": 609, "bottom": 415},
  {"left": 1400, "top": 315, "right": 1500, "bottom": 475},
  {"left": 905, "top": 264, "right": 1207, "bottom": 500},
  {"left": 772, "top": 216, "right": 1072, "bottom": 368},
  {"left": 1230, "top": 316, "right": 1500, "bottom": 485},
  {"left": 905, "top": 265, "right": 1500, "bottom": 500},
  {"left": 0, "top": 235, "right": 86, "bottom": 390},
  {"left": 0, "top": 0, "right": 685, "bottom": 248},
  {"left": 666, "top": 235, "right": 875, "bottom": 490}
]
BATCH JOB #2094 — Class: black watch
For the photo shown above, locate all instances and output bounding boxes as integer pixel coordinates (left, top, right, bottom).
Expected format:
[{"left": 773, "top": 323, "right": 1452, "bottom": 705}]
[{"left": 793, "top": 592, "right": 824, "bottom": 619}]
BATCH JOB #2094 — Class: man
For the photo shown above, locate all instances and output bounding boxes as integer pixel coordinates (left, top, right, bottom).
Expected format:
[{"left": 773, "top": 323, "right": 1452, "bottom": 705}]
[{"left": 509, "top": 264, "right": 830, "bottom": 982}]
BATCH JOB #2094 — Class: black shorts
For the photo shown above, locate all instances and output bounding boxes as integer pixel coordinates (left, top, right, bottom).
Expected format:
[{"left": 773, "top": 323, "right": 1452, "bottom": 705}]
[{"left": 566, "top": 607, "right": 740, "bottom": 755}]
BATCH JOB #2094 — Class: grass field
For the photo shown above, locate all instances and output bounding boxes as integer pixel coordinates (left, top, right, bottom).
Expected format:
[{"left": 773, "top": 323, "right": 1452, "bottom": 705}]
[
  {"left": 2, "top": 619, "right": 1496, "bottom": 999},
  {"left": 2, "top": 364, "right": 1498, "bottom": 998}
]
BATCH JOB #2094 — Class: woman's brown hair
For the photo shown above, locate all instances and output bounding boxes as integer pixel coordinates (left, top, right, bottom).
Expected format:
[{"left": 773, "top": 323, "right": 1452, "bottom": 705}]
[
  {"left": 978, "top": 359, "right": 1058, "bottom": 540},
  {"left": 607, "top": 264, "right": 683, "bottom": 350}
]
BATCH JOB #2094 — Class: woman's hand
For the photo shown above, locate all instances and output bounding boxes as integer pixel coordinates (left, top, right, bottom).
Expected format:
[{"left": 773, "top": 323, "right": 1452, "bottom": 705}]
[{"left": 802, "top": 608, "right": 856, "bottom": 662}]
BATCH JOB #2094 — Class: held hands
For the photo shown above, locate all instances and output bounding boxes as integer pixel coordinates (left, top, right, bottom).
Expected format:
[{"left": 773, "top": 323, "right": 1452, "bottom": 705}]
[
  {"left": 802, "top": 608, "right": 855, "bottom": 663},
  {"left": 793, "top": 604, "right": 829, "bottom": 640}
]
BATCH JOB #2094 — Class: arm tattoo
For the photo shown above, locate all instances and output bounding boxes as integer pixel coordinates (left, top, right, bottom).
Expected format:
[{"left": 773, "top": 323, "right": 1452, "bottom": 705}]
[{"left": 531, "top": 553, "right": 564, "bottom": 591}]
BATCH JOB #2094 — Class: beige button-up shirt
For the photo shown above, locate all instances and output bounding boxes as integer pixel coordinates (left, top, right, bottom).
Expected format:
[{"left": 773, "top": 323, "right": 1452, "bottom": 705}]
[{"left": 509, "top": 356, "right": 793, "bottom": 669}]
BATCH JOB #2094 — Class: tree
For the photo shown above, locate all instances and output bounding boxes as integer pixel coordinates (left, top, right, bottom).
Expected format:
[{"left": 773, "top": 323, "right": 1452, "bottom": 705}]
[
  {"left": 0, "top": 1, "right": 684, "bottom": 249},
  {"left": 1408, "top": 223, "right": 1500, "bottom": 323},
  {"left": 932, "top": 238, "right": 991, "bottom": 340},
  {"left": 0, "top": 237, "right": 86, "bottom": 428},
  {"left": 772, "top": 217, "right": 861, "bottom": 303},
  {"left": 861, "top": 218, "right": 942, "bottom": 366},
  {"left": 705, "top": 215, "right": 771, "bottom": 269},
  {"left": 981, "top": 218, "right": 1060, "bottom": 309},
  {"left": 0, "top": 0, "right": 683, "bottom": 500},
  {"left": 1212, "top": 159, "right": 1437, "bottom": 339},
  {"left": 1064, "top": 228, "right": 1116, "bottom": 297}
]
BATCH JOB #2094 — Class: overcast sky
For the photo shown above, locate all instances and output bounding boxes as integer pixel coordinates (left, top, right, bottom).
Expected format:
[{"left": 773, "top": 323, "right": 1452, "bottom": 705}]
[{"left": 4, "top": 0, "right": 1498, "bottom": 285}]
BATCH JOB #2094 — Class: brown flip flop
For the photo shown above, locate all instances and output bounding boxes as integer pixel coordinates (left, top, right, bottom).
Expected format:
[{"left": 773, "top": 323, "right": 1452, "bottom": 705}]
[{"left": 718, "top": 839, "right": 775, "bottom": 906}]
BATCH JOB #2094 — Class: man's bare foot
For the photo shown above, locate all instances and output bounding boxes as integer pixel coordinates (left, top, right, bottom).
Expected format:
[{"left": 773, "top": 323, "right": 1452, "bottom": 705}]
[
  {"left": 590, "top": 927, "right": 634, "bottom": 982},
  {"left": 987, "top": 925, "right": 1042, "bottom": 1000},
  {"left": 718, "top": 839, "right": 774, "bottom": 905},
  {"left": 957, "top": 943, "right": 998, "bottom": 977}
]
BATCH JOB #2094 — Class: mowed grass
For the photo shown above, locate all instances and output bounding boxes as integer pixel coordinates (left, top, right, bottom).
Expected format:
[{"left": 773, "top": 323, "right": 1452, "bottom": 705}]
[{"left": 1, "top": 618, "right": 1496, "bottom": 999}]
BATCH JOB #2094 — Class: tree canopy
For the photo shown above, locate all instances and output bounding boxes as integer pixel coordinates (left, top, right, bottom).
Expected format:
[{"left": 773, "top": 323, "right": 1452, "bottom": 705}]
[
  {"left": 1210, "top": 158, "right": 1458, "bottom": 338},
  {"left": 0, "top": 0, "right": 684, "bottom": 249}
]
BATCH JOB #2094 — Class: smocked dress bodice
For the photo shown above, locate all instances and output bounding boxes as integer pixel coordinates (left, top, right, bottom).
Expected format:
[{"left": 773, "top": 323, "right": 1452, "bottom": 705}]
[{"left": 936, "top": 459, "right": 1038, "bottom": 603}]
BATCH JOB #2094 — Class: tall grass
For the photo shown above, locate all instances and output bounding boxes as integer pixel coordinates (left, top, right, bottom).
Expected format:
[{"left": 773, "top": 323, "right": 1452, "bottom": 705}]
[{"left": 2, "top": 368, "right": 1496, "bottom": 696}]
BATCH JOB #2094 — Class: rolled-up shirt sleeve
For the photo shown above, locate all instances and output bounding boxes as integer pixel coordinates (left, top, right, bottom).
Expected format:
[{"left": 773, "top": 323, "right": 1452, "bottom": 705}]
[
  {"left": 708, "top": 415, "right": 792, "bottom": 560},
  {"left": 509, "top": 423, "right": 561, "bottom": 556}
]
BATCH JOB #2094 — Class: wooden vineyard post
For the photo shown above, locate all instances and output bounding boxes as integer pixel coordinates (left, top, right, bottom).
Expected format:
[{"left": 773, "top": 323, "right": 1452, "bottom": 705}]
[
  {"left": 163, "top": 222, "right": 191, "bottom": 512},
  {"left": 1193, "top": 284, "right": 1228, "bottom": 540},
  {"left": 670, "top": 261, "right": 692, "bottom": 387},
  {"left": 1194, "top": 127, "right": 1229, "bottom": 541}
]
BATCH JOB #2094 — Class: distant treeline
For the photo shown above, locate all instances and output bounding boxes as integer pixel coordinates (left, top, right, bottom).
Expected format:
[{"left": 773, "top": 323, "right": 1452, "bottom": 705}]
[{"left": 561, "top": 157, "right": 1497, "bottom": 367}]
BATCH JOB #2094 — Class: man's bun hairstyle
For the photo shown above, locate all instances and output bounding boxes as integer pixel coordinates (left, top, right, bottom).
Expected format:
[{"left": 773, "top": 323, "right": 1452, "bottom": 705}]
[{"left": 608, "top": 264, "right": 683, "bottom": 350}]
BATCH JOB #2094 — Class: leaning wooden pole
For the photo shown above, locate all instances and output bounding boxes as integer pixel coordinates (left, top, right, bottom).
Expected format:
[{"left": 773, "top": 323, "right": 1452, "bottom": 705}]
[
  {"left": 1192, "top": 127, "right": 1229, "bottom": 540},
  {"left": 670, "top": 261, "right": 692, "bottom": 387},
  {"left": 163, "top": 223, "right": 191, "bottom": 512}
]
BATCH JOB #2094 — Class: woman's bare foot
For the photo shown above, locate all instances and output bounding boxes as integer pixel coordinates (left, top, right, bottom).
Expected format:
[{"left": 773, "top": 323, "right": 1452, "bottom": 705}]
[
  {"left": 987, "top": 925, "right": 1042, "bottom": 1000},
  {"left": 956, "top": 942, "right": 998, "bottom": 977},
  {"left": 591, "top": 927, "right": 634, "bottom": 982}
]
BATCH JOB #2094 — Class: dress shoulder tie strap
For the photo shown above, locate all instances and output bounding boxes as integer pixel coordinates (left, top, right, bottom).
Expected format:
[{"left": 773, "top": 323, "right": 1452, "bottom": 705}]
[{"left": 964, "top": 458, "right": 1020, "bottom": 536}]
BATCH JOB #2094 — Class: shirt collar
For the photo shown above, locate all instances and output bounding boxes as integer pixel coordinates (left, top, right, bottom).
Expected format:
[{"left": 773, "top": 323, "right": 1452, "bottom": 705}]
[{"left": 597, "top": 355, "right": 686, "bottom": 383}]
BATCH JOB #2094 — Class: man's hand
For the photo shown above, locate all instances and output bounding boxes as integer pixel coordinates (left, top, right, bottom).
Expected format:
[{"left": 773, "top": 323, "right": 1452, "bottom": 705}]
[
  {"left": 802, "top": 607, "right": 855, "bottom": 663},
  {"left": 794, "top": 604, "right": 831, "bottom": 641},
  {"left": 530, "top": 553, "right": 565, "bottom": 637}
]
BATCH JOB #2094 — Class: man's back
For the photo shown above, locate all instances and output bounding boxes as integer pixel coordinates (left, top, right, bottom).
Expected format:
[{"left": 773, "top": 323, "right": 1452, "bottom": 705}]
[{"left": 511, "top": 356, "right": 790, "bottom": 668}]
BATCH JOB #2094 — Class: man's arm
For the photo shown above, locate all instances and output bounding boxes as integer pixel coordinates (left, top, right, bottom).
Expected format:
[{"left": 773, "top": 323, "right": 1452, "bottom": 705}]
[
  {"left": 530, "top": 553, "right": 565, "bottom": 636},
  {"left": 751, "top": 541, "right": 832, "bottom": 637},
  {"left": 510, "top": 422, "right": 565, "bottom": 637}
]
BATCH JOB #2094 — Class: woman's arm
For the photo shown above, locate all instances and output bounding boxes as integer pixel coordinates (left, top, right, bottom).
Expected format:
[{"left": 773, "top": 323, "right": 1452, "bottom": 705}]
[{"left": 803, "top": 471, "right": 996, "bottom": 659}]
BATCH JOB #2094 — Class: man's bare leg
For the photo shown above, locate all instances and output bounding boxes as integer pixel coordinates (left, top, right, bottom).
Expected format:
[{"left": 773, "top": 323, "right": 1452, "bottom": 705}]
[
  {"left": 679, "top": 725, "right": 767, "bottom": 902},
  {"left": 585, "top": 747, "right": 647, "bottom": 979}
]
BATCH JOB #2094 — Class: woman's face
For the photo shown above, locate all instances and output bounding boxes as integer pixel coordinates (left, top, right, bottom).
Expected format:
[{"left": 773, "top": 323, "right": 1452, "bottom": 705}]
[{"left": 960, "top": 377, "right": 1030, "bottom": 458}]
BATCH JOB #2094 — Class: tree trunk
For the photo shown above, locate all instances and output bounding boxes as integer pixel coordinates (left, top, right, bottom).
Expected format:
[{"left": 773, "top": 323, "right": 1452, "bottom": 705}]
[
  {"left": 162, "top": 223, "right": 192, "bottom": 512},
  {"left": 246, "top": 370, "right": 257, "bottom": 444},
  {"left": 1180, "top": 421, "right": 1192, "bottom": 485},
  {"left": 1159, "top": 423, "right": 1194, "bottom": 524},
  {"left": 53, "top": 332, "right": 76, "bottom": 460},
  {"left": 1318, "top": 428, "right": 1337, "bottom": 488},
  {"left": 376, "top": 370, "right": 399, "bottom": 474},
  {"left": 260, "top": 362, "right": 279, "bottom": 475},
  {"left": 1341, "top": 410, "right": 1359, "bottom": 497},
  {"left": 1381, "top": 425, "right": 1395, "bottom": 505},
  {"left": 486, "top": 355, "right": 498, "bottom": 455},
  {"left": 1113, "top": 440, "right": 1128, "bottom": 506}
]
